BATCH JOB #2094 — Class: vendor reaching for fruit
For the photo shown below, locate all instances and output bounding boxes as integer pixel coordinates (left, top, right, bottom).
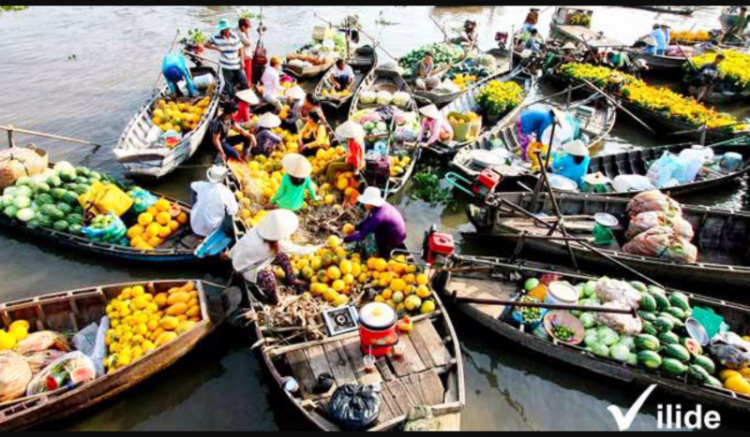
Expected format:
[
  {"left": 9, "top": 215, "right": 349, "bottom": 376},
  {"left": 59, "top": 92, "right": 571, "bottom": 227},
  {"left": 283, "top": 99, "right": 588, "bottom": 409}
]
[
  {"left": 162, "top": 52, "right": 197, "bottom": 98},
  {"left": 331, "top": 59, "right": 355, "bottom": 91},
  {"left": 299, "top": 111, "right": 330, "bottom": 156},
  {"left": 269, "top": 153, "right": 318, "bottom": 211},
  {"left": 326, "top": 121, "right": 365, "bottom": 184},
  {"left": 418, "top": 104, "right": 453, "bottom": 147},
  {"left": 229, "top": 209, "right": 317, "bottom": 304},
  {"left": 253, "top": 113, "right": 284, "bottom": 157},
  {"left": 344, "top": 187, "right": 407, "bottom": 258},
  {"left": 517, "top": 106, "right": 565, "bottom": 160},
  {"left": 190, "top": 165, "right": 239, "bottom": 237},
  {"left": 210, "top": 101, "right": 256, "bottom": 163},
  {"left": 287, "top": 89, "right": 318, "bottom": 129}
]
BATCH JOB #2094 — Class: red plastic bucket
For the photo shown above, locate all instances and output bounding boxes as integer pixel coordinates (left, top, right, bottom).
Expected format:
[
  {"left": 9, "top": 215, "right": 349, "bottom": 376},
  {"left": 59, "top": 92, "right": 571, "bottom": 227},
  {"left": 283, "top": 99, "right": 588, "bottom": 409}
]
[{"left": 359, "top": 303, "right": 398, "bottom": 357}]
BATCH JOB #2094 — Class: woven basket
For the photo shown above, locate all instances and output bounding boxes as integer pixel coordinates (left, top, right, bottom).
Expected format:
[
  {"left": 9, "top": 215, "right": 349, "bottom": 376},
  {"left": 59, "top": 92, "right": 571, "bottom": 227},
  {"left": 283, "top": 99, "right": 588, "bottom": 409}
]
[{"left": 0, "top": 146, "right": 49, "bottom": 190}]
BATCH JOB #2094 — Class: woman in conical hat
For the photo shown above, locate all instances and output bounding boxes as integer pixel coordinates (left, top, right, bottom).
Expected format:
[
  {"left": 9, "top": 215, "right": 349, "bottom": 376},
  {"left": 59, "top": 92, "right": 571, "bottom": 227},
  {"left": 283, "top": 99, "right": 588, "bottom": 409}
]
[
  {"left": 550, "top": 139, "right": 591, "bottom": 187},
  {"left": 269, "top": 153, "right": 318, "bottom": 212},
  {"left": 418, "top": 104, "right": 454, "bottom": 147},
  {"left": 326, "top": 120, "right": 366, "bottom": 184}
]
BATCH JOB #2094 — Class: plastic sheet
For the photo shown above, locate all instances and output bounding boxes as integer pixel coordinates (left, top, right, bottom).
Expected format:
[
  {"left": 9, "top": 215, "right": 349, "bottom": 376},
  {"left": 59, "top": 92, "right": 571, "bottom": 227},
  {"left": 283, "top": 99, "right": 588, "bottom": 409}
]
[
  {"left": 626, "top": 190, "right": 683, "bottom": 218},
  {"left": 26, "top": 352, "right": 97, "bottom": 396},
  {"left": 709, "top": 332, "right": 750, "bottom": 370},
  {"left": 595, "top": 277, "right": 642, "bottom": 309},
  {"left": 595, "top": 301, "right": 643, "bottom": 336},
  {"left": 14, "top": 331, "right": 71, "bottom": 356}
]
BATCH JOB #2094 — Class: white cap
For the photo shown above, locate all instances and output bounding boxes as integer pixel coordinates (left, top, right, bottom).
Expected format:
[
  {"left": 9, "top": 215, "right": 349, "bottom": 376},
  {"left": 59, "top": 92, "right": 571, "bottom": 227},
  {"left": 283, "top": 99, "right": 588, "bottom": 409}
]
[
  {"left": 256, "top": 112, "right": 282, "bottom": 129},
  {"left": 256, "top": 209, "right": 300, "bottom": 241},
  {"left": 236, "top": 89, "right": 260, "bottom": 105},
  {"left": 207, "top": 165, "right": 228, "bottom": 183},
  {"left": 357, "top": 186, "right": 386, "bottom": 207},
  {"left": 419, "top": 104, "right": 441, "bottom": 120},
  {"left": 336, "top": 120, "right": 366, "bottom": 140},
  {"left": 282, "top": 153, "right": 313, "bottom": 178},
  {"left": 286, "top": 86, "right": 306, "bottom": 101},
  {"left": 563, "top": 140, "right": 589, "bottom": 157}
]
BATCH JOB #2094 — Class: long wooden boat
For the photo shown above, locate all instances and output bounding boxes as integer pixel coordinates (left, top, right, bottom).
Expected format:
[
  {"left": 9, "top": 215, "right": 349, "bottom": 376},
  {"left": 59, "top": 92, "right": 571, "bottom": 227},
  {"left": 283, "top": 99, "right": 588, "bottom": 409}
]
[
  {"left": 425, "top": 68, "right": 534, "bottom": 158},
  {"left": 434, "top": 254, "right": 750, "bottom": 415},
  {"left": 468, "top": 191, "right": 750, "bottom": 292},
  {"left": 631, "top": 51, "right": 686, "bottom": 73},
  {"left": 687, "top": 85, "right": 750, "bottom": 104},
  {"left": 114, "top": 66, "right": 222, "bottom": 180},
  {"left": 622, "top": 6, "right": 695, "bottom": 15},
  {"left": 0, "top": 166, "right": 204, "bottom": 264},
  {"left": 314, "top": 45, "right": 378, "bottom": 110},
  {"left": 450, "top": 93, "right": 616, "bottom": 178},
  {"left": 226, "top": 194, "right": 464, "bottom": 431},
  {"left": 550, "top": 23, "right": 627, "bottom": 50},
  {"left": 0, "top": 279, "right": 218, "bottom": 431},
  {"left": 349, "top": 67, "right": 422, "bottom": 199},
  {"left": 283, "top": 57, "right": 337, "bottom": 80}
]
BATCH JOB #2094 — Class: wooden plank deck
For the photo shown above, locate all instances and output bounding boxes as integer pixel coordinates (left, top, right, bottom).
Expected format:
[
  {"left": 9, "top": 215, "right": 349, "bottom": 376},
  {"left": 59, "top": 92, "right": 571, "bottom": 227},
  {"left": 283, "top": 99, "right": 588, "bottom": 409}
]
[{"left": 283, "top": 318, "right": 453, "bottom": 427}]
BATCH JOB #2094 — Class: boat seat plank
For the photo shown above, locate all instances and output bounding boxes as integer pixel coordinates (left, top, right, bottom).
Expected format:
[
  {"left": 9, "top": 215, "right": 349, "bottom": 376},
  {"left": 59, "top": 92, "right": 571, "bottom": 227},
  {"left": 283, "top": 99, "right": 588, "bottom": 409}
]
[
  {"left": 408, "top": 324, "right": 436, "bottom": 369},
  {"left": 304, "top": 345, "right": 337, "bottom": 393},
  {"left": 383, "top": 378, "right": 417, "bottom": 417},
  {"left": 375, "top": 356, "right": 396, "bottom": 381},
  {"left": 402, "top": 373, "right": 428, "bottom": 406},
  {"left": 417, "top": 370, "right": 446, "bottom": 406},
  {"left": 341, "top": 337, "right": 383, "bottom": 385},
  {"left": 389, "top": 335, "right": 426, "bottom": 377},
  {"left": 449, "top": 278, "right": 515, "bottom": 319},
  {"left": 374, "top": 384, "right": 400, "bottom": 423},
  {"left": 287, "top": 349, "right": 318, "bottom": 400},
  {"left": 321, "top": 341, "right": 359, "bottom": 387},
  {"left": 413, "top": 319, "right": 452, "bottom": 368}
]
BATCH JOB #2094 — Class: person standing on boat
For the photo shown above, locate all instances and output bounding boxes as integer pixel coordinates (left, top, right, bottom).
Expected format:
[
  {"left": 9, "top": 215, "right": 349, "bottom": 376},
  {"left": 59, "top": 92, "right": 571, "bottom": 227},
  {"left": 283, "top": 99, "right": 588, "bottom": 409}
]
[
  {"left": 695, "top": 53, "right": 726, "bottom": 102},
  {"left": 660, "top": 24, "right": 671, "bottom": 48},
  {"left": 344, "top": 187, "right": 407, "bottom": 258},
  {"left": 642, "top": 24, "right": 666, "bottom": 55},
  {"left": 550, "top": 140, "right": 590, "bottom": 188},
  {"left": 413, "top": 52, "right": 440, "bottom": 91},
  {"left": 210, "top": 101, "right": 256, "bottom": 164},
  {"left": 190, "top": 165, "right": 238, "bottom": 237},
  {"left": 205, "top": 19, "right": 248, "bottom": 98},
  {"left": 517, "top": 106, "right": 564, "bottom": 160},
  {"left": 524, "top": 29, "right": 545, "bottom": 55},
  {"left": 326, "top": 121, "right": 365, "bottom": 184},
  {"left": 229, "top": 209, "right": 315, "bottom": 305},
  {"left": 261, "top": 57, "right": 286, "bottom": 111},
  {"left": 162, "top": 53, "right": 197, "bottom": 98},
  {"left": 331, "top": 59, "right": 355, "bottom": 92},
  {"left": 237, "top": 18, "right": 254, "bottom": 84},
  {"left": 253, "top": 113, "right": 283, "bottom": 157},
  {"left": 269, "top": 154, "right": 318, "bottom": 211},
  {"left": 724, "top": 7, "right": 749, "bottom": 43},
  {"left": 522, "top": 8, "right": 540, "bottom": 33},
  {"left": 418, "top": 105, "right": 453, "bottom": 147}
]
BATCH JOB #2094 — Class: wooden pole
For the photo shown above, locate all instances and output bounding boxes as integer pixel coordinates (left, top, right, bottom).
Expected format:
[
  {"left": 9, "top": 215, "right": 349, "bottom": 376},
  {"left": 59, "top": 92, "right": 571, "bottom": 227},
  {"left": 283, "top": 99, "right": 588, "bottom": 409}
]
[
  {"left": 154, "top": 29, "right": 181, "bottom": 90},
  {"left": 579, "top": 77, "right": 656, "bottom": 135},
  {"left": 0, "top": 125, "right": 103, "bottom": 148}
]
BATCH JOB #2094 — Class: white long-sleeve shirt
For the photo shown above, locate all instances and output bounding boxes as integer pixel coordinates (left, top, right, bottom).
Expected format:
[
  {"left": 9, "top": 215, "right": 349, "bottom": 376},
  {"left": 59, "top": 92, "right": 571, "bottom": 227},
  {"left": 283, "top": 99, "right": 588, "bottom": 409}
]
[
  {"left": 261, "top": 66, "right": 283, "bottom": 98},
  {"left": 190, "top": 181, "right": 239, "bottom": 237},
  {"left": 230, "top": 228, "right": 318, "bottom": 283}
]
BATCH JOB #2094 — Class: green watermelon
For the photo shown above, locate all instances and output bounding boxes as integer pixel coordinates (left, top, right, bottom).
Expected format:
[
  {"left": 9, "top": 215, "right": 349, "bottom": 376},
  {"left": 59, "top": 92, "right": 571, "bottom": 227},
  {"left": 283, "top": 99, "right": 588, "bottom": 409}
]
[
  {"left": 705, "top": 375, "right": 722, "bottom": 389},
  {"left": 89, "top": 171, "right": 102, "bottom": 181},
  {"left": 52, "top": 220, "right": 69, "bottom": 232},
  {"left": 47, "top": 175, "right": 63, "bottom": 187},
  {"left": 638, "top": 350, "right": 663, "bottom": 370},
  {"left": 661, "top": 358, "right": 687, "bottom": 376},
  {"left": 667, "top": 307, "right": 686, "bottom": 320},
  {"left": 642, "top": 321, "right": 658, "bottom": 336},
  {"left": 669, "top": 292, "right": 691, "bottom": 312},
  {"left": 51, "top": 188, "right": 67, "bottom": 200},
  {"left": 635, "top": 334, "right": 661, "bottom": 351},
  {"left": 69, "top": 224, "right": 83, "bottom": 234},
  {"left": 62, "top": 191, "right": 79, "bottom": 205},
  {"left": 37, "top": 215, "right": 53, "bottom": 228},
  {"left": 59, "top": 170, "right": 77, "bottom": 182},
  {"left": 689, "top": 364, "right": 710, "bottom": 383},
  {"left": 652, "top": 293, "right": 671, "bottom": 311},
  {"left": 640, "top": 294, "right": 657, "bottom": 312},
  {"left": 3, "top": 206, "right": 19, "bottom": 219},
  {"left": 654, "top": 316, "right": 674, "bottom": 333},
  {"left": 660, "top": 312, "right": 684, "bottom": 329},
  {"left": 647, "top": 285, "right": 666, "bottom": 296},
  {"left": 692, "top": 355, "right": 716, "bottom": 374},
  {"left": 658, "top": 332, "right": 680, "bottom": 346},
  {"left": 630, "top": 281, "right": 647, "bottom": 293},
  {"left": 67, "top": 213, "right": 84, "bottom": 226},
  {"left": 40, "top": 205, "right": 64, "bottom": 220},
  {"left": 664, "top": 344, "right": 691, "bottom": 363},
  {"left": 638, "top": 311, "right": 657, "bottom": 322},
  {"left": 36, "top": 193, "right": 54, "bottom": 206},
  {"left": 56, "top": 203, "right": 73, "bottom": 215},
  {"left": 76, "top": 167, "right": 91, "bottom": 177}
]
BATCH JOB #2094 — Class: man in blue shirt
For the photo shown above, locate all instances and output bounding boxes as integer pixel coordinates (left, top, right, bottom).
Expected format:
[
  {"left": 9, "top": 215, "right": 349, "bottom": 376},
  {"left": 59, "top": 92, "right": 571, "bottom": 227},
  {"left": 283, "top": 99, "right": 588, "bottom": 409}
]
[
  {"left": 517, "top": 106, "right": 562, "bottom": 159},
  {"left": 162, "top": 53, "right": 196, "bottom": 98},
  {"left": 551, "top": 139, "right": 590, "bottom": 187},
  {"left": 646, "top": 24, "right": 666, "bottom": 55}
]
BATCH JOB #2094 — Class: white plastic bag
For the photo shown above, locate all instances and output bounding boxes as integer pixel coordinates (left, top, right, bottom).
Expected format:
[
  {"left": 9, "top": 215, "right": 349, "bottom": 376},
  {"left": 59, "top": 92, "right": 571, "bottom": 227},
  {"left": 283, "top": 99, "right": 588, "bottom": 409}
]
[
  {"left": 709, "top": 332, "right": 750, "bottom": 369},
  {"left": 612, "top": 175, "right": 654, "bottom": 192},
  {"left": 595, "top": 277, "right": 641, "bottom": 309},
  {"left": 647, "top": 152, "right": 689, "bottom": 188},
  {"left": 26, "top": 352, "right": 97, "bottom": 396},
  {"left": 595, "top": 301, "right": 643, "bottom": 336}
]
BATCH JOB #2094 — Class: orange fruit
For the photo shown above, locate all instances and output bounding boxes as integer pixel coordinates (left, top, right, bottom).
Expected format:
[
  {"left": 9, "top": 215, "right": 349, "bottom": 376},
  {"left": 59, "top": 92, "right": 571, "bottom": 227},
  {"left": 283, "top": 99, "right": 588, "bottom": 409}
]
[
  {"left": 127, "top": 225, "right": 144, "bottom": 239},
  {"left": 158, "top": 226, "right": 171, "bottom": 239},
  {"left": 131, "top": 236, "right": 145, "bottom": 248},
  {"left": 156, "top": 199, "right": 171, "bottom": 212},
  {"left": 168, "top": 220, "right": 180, "bottom": 231},
  {"left": 177, "top": 212, "right": 188, "bottom": 225},
  {"left": 138, "top": 213, "right": 154, "bottom": 226},
  {"left": 156, "top": 212, "right": 171, "bottom": 226},
  {"left": 147, "top": 236, "right": 162, "bottom": 247},
  {"left": 145, "top": 223, "right": 161, "bottom": 239}
]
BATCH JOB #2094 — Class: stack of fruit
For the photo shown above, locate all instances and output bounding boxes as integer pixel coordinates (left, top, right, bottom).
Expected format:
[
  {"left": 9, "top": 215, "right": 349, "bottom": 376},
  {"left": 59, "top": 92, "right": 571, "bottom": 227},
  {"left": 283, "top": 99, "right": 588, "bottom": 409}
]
[
  {"left": 367, "top": 255, "right": 437, "bottom": 316},
  {"left": 0, "top": 320, "right": 30, "bottom": 351},
  {"left": 389, "top": 155, "right": 412, "bottom": 177},
  {"left": 104, "top": 282, "right": 201, "bottom": 373},
  {"left": 689, "top": 50, "right": 750, "bottom": 92},
  {"left": 321, "top": 87, "right": 352, "bottom": 98},
  {"left": 151, "top": 96, "right": 211, "bottom": 136},
  {"left": 127, "top": 199, "right": 189, "bottom": 251}
]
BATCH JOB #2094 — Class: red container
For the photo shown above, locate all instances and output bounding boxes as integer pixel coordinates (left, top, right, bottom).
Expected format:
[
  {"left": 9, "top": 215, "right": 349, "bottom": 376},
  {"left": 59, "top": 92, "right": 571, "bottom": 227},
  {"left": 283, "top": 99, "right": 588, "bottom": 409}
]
[
  {"left": 359, "top": 303, "right": 398, "bottom": 357},
  {"left": 474, "top": 169, "right": 501, "bottom": 195},
  {"left": 426, "top": 232, "right": 455, "bottom": 264}
]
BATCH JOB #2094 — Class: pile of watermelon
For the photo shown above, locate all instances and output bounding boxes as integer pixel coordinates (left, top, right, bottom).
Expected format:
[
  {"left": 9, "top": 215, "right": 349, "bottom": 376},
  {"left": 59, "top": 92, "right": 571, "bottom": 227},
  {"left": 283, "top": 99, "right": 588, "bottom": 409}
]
[
  {"left": 0, "top": 162, "right": 117, "bottom": 235},
  {"left": 554, "top": 278, "right": 724, "bottom": 387}
]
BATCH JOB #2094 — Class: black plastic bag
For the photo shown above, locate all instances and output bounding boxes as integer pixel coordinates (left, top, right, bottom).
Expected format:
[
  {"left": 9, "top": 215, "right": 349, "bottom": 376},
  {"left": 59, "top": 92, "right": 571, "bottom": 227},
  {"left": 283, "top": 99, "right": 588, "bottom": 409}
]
[{"left": 328, "top": 383, "right": 381, "bottom": 430}]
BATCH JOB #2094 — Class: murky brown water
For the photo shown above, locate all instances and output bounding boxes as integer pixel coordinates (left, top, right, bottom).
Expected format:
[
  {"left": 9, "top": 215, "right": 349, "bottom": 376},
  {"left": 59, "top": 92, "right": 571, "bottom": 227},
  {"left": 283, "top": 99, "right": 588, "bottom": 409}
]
[{"left": 0, "top": 5, "right": 747, "bottom": 431}]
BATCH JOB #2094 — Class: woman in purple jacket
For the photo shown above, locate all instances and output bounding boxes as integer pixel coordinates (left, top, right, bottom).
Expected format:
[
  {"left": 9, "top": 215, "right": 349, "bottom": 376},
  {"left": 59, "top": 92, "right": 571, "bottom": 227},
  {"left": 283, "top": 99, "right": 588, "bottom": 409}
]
[{"left": 344, "top": 187, "right": 407, "bottom": 258}]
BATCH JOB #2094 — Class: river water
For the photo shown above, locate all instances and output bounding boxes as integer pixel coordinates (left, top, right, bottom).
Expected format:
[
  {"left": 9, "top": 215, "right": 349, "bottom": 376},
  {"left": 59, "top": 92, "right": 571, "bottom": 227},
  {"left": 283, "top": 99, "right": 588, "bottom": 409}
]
[{"left": 0, "top": 5, "right": 746, "bottom": 431}]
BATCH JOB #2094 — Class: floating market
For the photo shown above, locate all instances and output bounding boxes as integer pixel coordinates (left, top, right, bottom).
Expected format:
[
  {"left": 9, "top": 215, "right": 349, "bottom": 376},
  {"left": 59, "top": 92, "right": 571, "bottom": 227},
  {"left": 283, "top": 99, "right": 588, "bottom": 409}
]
[{"left": 4, "top": 4, "right": 750, "bottom": 432}]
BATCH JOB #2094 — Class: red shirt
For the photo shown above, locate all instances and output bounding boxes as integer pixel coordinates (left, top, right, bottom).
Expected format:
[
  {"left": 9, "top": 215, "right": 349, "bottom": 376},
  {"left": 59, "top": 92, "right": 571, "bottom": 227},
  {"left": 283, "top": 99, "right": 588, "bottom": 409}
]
[
  {"left": 346, "top": 139, "right": 364, "bottom": 170},
  {"left": 232, "top": 100, "right": 252, "bottom": 124}
]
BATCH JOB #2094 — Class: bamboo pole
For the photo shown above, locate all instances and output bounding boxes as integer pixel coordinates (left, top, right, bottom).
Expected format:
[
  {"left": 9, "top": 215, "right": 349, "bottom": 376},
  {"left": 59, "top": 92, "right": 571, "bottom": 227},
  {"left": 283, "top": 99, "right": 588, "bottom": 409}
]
[
  {"left": 578, "top": 78, "right": 656, "bottom": 135},
  {"left": 0, "top": 125, "right": 103, "bottom": 149}
]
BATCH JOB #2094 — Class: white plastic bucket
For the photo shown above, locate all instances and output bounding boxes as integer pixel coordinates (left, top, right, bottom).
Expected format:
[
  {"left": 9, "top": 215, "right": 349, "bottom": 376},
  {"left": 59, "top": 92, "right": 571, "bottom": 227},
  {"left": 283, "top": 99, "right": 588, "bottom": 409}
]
[
  {"left": 194, "top": 74, "right": 215, "bottom": 90},
  {"left": 546, "top": 282, "right": 579, "bottom": 306}
]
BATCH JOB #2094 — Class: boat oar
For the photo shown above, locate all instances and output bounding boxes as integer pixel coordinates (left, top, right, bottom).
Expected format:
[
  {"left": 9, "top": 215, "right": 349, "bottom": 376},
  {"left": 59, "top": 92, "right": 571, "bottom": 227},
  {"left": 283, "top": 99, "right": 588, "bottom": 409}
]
[
  {"left": 182, "top": 50, "right": 219, "bottom": 66},
  {"left": 429, "top": 15, "right": 450, "bottom": 42},
  {"left": 525, "top": 84, "right": 589, "bottom": 107},
  {"left": 154, "top": 29, "right": 181, "bottom": 90},
  {"left": 449, "top": 293, "right": 638, "bottom": 317},
  {"left": 0, "top": 124, "right": 105, "bottom": 151},
  {"left": 578, "top": 78, "right": 657, "bottom": 135}
]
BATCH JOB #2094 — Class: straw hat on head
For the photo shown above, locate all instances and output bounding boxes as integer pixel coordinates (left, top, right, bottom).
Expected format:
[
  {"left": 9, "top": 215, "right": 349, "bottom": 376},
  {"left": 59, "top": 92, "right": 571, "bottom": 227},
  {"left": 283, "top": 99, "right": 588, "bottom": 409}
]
[
  {"left": 256, "top": 209, "right": 300, "bottom": 241},
  {"left": 206, "top": 165, "right": 228, "bottom": 183},
  {"left": 549, "top": 106, "right": 568, "bottom": 125},
  {"left": 335, "top": 121, "right": 366, "bottom": 141},
  {"left": 257, "top": 112, "right": 281, "bottom": 129},
  {"left": 281, "top": 153, "right": 312, "bottom": 179},
  {"left": 236, "top": 89, "right": 260, "bottom": 105},
  {"left": 286, "top": 86, "right": 306, "bottom": 101},
  {"left": 563, "top": 140, "right": 589, "bottom": 157},
  {"left": 644, "top": 36, "right": 658, "bottom": 47},
  {"left": 357, "top": 187, "right": 386, "bottom": 208},
  {"left": 419, "top": 104, "right": 441, "bottom": 120},
  {"left": 562, "top": 42, "right": 577, "bottom": 51}
]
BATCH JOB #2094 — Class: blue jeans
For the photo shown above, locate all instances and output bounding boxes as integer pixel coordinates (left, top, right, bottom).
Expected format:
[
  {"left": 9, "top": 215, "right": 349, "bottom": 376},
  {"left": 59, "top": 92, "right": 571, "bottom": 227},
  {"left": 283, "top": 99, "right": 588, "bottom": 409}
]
[
  {"left": 221, "top": 135, "right": 250, "bottom": 161},
  {"left": 221, "top": 68, "right": 249, "bottom": 97}
]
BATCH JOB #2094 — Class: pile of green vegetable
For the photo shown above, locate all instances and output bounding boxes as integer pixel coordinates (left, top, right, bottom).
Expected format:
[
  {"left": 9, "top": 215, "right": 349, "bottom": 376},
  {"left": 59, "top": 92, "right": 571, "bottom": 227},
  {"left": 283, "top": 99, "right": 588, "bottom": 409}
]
[
  {"left": 399, "top": 43, "right": 464, "bottom": 76},
  {"left": 408, "top": 168, "right": 454, "bottom": 206},
  {"left": 0, "top": 162, "right": 117, "bottom": 235},
  {"left": 566, "top": 278, "right": 722, "bottom": 387},
  {"left": 446, "top": 58, "right": 497, "bottom": 81}
]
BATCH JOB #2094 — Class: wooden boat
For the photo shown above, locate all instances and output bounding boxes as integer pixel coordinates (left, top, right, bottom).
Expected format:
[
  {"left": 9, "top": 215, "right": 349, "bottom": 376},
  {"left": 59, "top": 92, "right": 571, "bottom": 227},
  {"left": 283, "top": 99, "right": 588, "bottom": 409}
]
[
  {"left": 114, "top": 66, "right": 222, "bottom": 180},
  {"left": 425, "top": 68, "right": 533, "bottom": 158},
  {"left": 687, "top": 85, "right": 750, "bottom": 104},
  {"left": 0, "top": 279, "right": 219, "bottom": 431},
  {"left": 283, "top": 57, "right": 337, "bottom": 80},
  {"left": 450, "top": 93, "right": 616, "bottom": 178},
  {"left": 622, "top": 6, "right": 695, "bottom": 15},
  {"left": 631, "top": 51, "right": 686, "bottom": 73},
  {"left": 314, "top": 45, "right": 378, "bottom": 110},
  {"left": 349, "top": 67, "right": 422, "bottom": 198},
  {"left": 468, "top": 191, "right": 750, "bottom": 292},
  {"left": 0, "top": 167, "right": 204, "bottom": 264},
  {"left": 434, "top": 254, "right": 750, "bottom": 415}
]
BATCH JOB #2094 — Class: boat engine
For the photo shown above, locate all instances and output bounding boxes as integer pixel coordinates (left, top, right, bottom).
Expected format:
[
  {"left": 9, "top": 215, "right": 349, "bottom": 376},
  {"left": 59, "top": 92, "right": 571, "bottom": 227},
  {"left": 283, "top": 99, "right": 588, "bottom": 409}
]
[{"left": 422, "top": 225, "right": 455, "bottom": 266}]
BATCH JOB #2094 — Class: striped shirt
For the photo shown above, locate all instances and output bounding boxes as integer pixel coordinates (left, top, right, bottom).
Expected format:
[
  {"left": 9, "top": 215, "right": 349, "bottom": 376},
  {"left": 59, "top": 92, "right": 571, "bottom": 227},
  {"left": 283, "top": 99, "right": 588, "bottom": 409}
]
[{"left": 210, "top": 32, "right": 242, "bottom": 70}]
